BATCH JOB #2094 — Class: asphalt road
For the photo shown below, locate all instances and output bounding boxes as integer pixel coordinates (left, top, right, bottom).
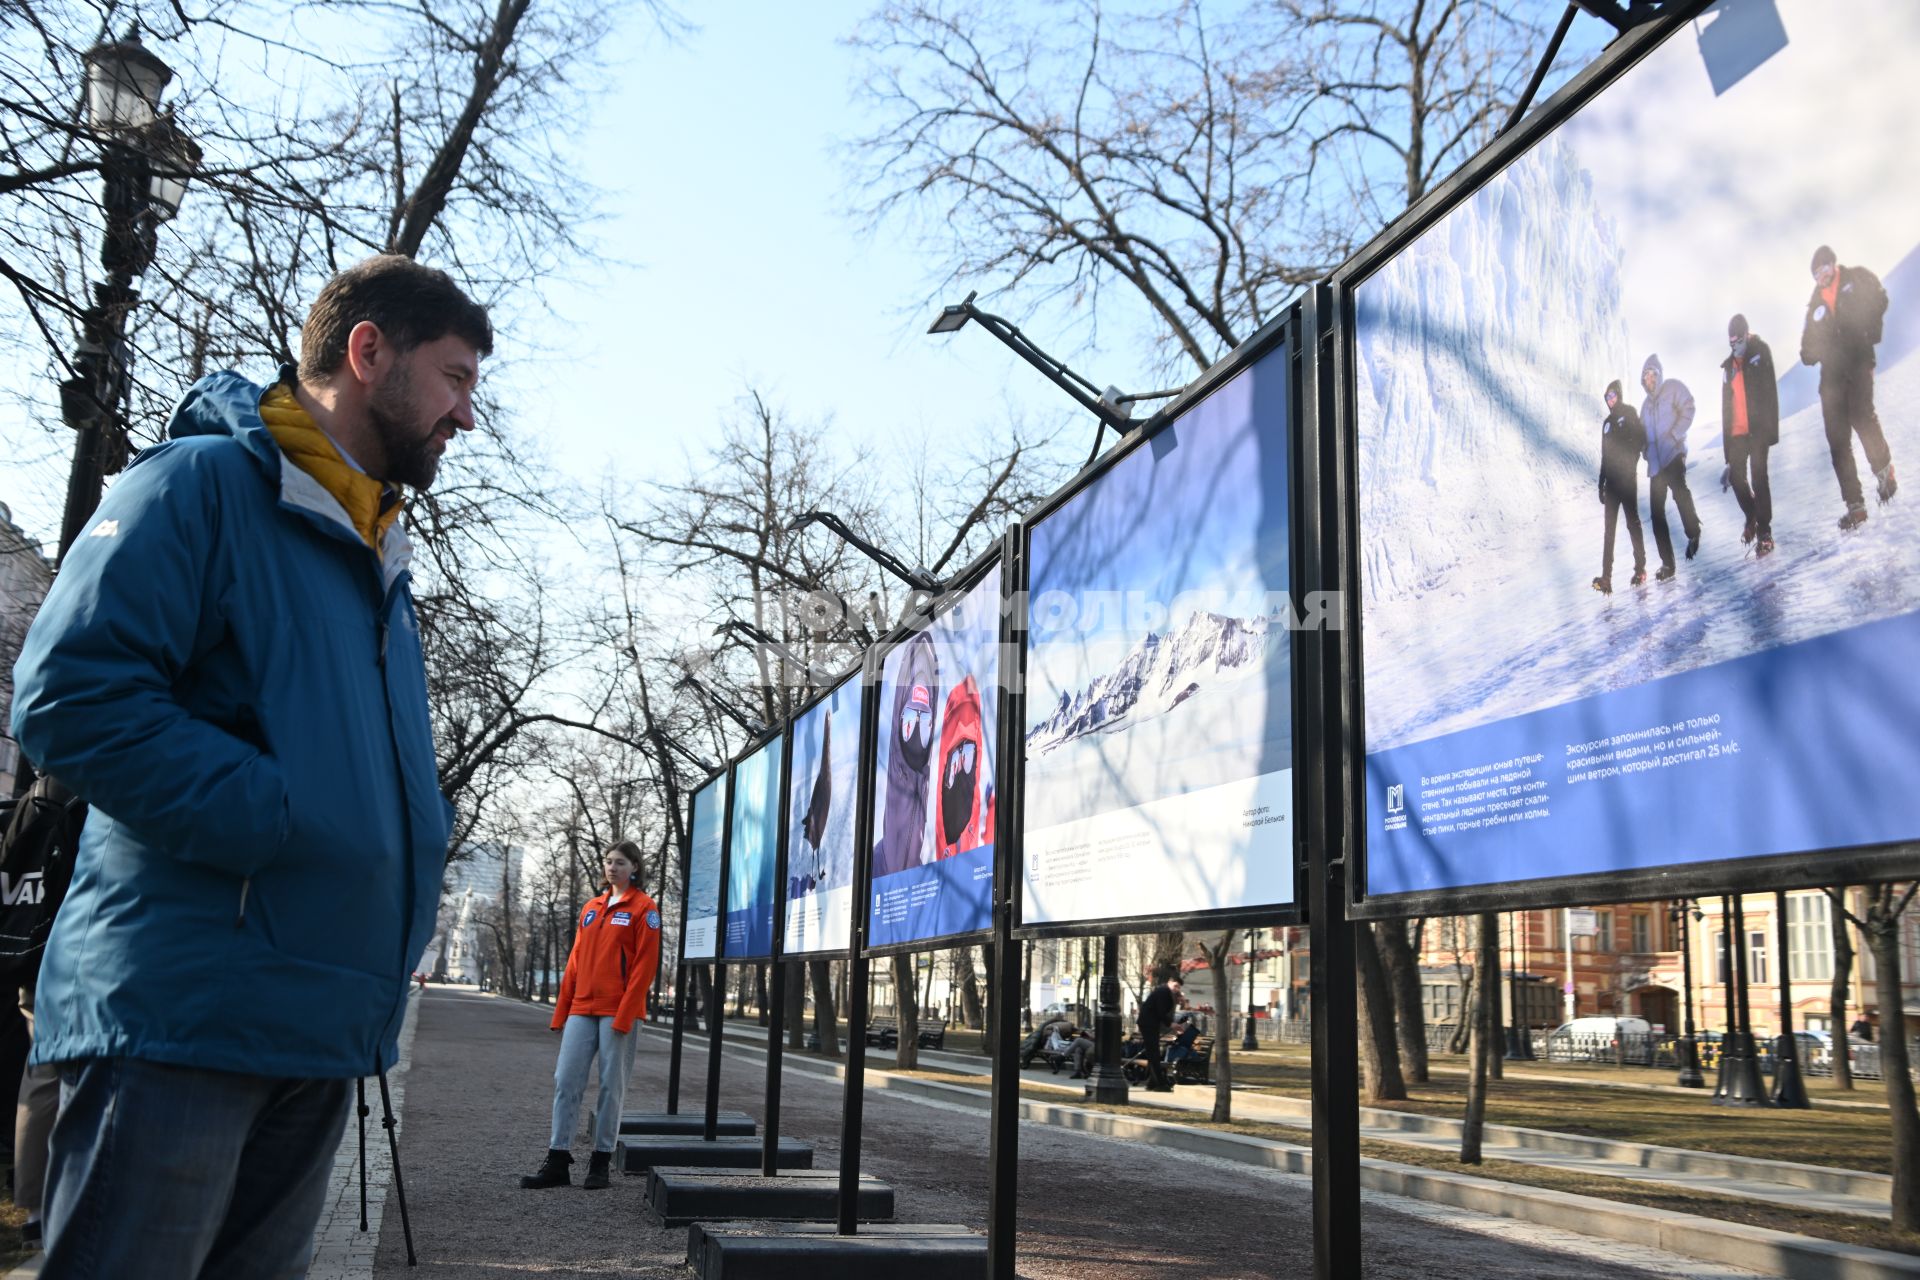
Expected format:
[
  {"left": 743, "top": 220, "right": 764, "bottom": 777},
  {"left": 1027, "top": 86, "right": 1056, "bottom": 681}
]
[{"left": 373, "top": 987, "right": 1759, "bottom": 1279}]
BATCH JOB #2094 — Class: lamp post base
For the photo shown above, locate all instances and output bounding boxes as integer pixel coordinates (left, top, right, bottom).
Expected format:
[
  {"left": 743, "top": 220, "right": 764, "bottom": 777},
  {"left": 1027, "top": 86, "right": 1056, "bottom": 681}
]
[
  {"left": 1084, "top": 1062, "right": 1131, "bottom": 1105},
  {"left": 1675, "top": 1036, "right": 1706, "bottom": 1088},
  {"left": 1771, "top": 1035, "right": 1811, "bottom": 1109}
]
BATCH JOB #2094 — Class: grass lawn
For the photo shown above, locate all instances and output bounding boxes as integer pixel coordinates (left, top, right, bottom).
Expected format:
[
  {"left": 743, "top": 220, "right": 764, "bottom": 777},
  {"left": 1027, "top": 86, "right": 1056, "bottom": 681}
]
[{"left": 876, "top": 1027, "right": 1893, "bottom": 1175}]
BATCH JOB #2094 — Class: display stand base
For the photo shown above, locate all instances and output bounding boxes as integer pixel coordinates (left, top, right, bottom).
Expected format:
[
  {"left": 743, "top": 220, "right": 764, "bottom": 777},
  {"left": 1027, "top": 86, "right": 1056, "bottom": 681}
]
[
  {"left": 617, "top": 1135, "right": 813, "bottom": 1174},
  {"left": 619, "top": 1110, "right": 757, "bottom": 1137},
  {"left": 685, "top": 1222, "right": 984, "bottom": 1280},
  {"left": 643, "top": 1168, "right": 893, "bottom": 1228}
]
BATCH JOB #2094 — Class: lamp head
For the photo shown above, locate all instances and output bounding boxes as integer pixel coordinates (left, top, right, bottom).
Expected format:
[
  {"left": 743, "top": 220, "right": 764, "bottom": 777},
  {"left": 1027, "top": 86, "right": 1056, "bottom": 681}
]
[
  {"left": 83, "top": 28, "right": 173, "bottom": 131},
  {"left": 927, "top": 290, "right": 978, "bottom": 335}
]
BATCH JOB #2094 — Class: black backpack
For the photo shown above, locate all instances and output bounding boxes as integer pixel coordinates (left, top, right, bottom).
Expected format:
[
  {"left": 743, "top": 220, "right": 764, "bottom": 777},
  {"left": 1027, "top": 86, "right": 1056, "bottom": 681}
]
[{"left": 0, "top": 774, "right": 85, "bottom": 982}]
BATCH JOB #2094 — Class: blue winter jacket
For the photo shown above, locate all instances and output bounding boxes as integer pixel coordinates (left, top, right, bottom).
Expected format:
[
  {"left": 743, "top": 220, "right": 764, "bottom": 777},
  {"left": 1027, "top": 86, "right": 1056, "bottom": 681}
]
[
  {"left": 1639, "top": 354, "right": 1696, "bottom": 475},
  {"left": 10, "top": 371, "right": 450, "bottom": 1078}
]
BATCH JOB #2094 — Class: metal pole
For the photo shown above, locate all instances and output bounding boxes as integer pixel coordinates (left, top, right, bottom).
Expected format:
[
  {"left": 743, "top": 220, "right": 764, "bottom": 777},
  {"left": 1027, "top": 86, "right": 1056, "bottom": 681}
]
[
  {"left": 837, "top": 645, "right": 885, "bottom": 1236},
  {"left": 1563, "top": 908, "right": 1576, "bottom": 1022},
  {"left": 667, "top": 965, "right": 688, "bottom": 1112},
  {"left": 704, "top": 964, "right": 727, "bottom": 1140},
  {"left": 1086, "top": 933, "right": 1130, "bottom": 1103},
  {"left": 1243, "top": 928, "right": 1260, "bottom": 1051},
  {"left": 1772, "top": 890, "right": 1810, "bottom": 1107},
  {"left": 986, "top": 525, "right": 1028, "bottom": 1280},
  {"left": 1676, "top": 904, "right": 1704, "bottom": 1088},
  {"left": 376, "top": 1066, "right": 418, "bottom": 1267}
]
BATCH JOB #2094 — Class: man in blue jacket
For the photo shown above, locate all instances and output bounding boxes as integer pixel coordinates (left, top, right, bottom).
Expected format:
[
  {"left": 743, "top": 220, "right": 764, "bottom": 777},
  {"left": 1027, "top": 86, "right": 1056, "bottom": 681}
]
[
  {"left": 10, "top": 255, "right": 488, "bottom": 1279},
  {"left": 1639, "top": 354, "right": 1701, "bottom": 581}
]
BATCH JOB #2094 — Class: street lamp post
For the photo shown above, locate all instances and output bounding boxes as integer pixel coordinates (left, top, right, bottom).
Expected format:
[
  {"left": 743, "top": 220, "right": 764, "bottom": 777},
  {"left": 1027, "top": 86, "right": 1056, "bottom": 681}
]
[
  {"left": 1242, "top": 928, "right": 1260, "bottom": 1051},
  {"left": 1085, "top": 933, "right": 1130, "bottom": 1104},
  {"left": 1673, "top": 900, "right": 1705, "bottom": 1088},
  {"left": 57, "top": 30, "right": 198, "bottom": 563}
]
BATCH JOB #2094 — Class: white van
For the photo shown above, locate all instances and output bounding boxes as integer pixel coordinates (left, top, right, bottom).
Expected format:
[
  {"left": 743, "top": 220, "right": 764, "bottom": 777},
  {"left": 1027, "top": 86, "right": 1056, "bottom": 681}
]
[{"left": 1547, "top": 1015, "right": 1654, "bottom": 1063}]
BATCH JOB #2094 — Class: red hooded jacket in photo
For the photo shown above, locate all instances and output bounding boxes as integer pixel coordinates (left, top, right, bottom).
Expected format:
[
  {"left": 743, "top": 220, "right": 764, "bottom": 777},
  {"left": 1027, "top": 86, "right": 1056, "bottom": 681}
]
[
  {"left": 551, "top": 886, "right": 661, "bottom": 1034},
  {"left": 936, "top": 675, "right": 994, "bottom": 858}
]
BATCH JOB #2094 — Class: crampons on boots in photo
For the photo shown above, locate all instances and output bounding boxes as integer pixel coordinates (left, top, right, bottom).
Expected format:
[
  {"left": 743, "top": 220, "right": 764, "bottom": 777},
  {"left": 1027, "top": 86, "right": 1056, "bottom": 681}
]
[
  {"left": 1839, "top": 505, "right": 1869, "bottom": 531},
  {"left": 1877, "top": 462, "right": 1899, "bottom": 504}
]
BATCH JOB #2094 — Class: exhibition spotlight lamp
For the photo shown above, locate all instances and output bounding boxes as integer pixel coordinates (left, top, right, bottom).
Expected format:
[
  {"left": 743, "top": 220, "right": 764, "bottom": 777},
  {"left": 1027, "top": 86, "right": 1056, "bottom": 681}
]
[
  {"left": 58, "top": 27, "right": 201, "bottom": 562},
  {"left": 926, "top": 289, "right": 1186, "bottom": 464},
  {"left": 656, "top": 732, "right": 719, "bottom": 776},
  {"left": 711, "top": 619, "right": 841, "bottom": 685},
  {"left": 786, "top": 511, "right": 941, "bottom": 595}
]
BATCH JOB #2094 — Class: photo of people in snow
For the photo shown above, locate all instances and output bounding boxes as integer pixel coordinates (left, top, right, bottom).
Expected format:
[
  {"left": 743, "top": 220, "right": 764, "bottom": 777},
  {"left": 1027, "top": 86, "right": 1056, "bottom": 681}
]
[
  {"left": 867, "top": 572, "right": 1001, "bottom": 948},
  {"left": 1352, "top": 0, "right": 1920, "bottom": 899},
  {"left": 783, "top": 675, "right": 863, "bottom": 956}
]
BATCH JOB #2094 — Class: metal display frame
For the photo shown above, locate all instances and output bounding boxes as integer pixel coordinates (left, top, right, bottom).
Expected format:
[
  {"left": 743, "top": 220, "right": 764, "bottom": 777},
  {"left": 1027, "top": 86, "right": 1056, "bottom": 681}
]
[
  {"left": 718, "top": 727, "right": 787, "bottom": 966},
  {"left": 775, "top": 662, "right": 868, "bottom": 963},
  {"left": 1329, "top": 0, "right": 1920, "bottom": 922},
  {"left": 666, "top": 766, "right": 731, "bottom": 1115},
  {"left": 1009, "top": 311, "right": 1308, "bottom": 941},
  {"left": 859, "top": 545, "right": 1011, "bottom": 962}
]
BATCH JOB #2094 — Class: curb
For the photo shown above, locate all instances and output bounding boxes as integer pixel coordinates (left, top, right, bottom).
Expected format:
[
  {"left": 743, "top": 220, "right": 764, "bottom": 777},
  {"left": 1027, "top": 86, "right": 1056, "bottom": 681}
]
[{"left": 688, "top": 1032, "right": 1920, "bottom": 1280}]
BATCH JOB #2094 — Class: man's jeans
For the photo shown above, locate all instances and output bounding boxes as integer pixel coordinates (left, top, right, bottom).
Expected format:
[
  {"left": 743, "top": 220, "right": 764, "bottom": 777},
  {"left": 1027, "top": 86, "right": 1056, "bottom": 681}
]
[
  {"left": 43, "top": 1058, "right": 348, "bottom": 1280},
  {"left": 549, "top": 1015, "right": 637, "bottom": 1154}
]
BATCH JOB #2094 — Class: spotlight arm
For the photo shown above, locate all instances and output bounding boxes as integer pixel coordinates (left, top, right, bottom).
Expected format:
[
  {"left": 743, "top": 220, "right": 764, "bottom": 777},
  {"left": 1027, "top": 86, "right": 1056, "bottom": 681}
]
[
  {"left": 674, "top": 671, "right": 768, "bottom": 738},
  {"left": 711, "top": 619, "right": 843, "bottom": 684},
  {"left": 930, "top": 291, "right": 1134, "bottom": 434},
  {"left": 788, "top": 511, "right": 942, "bottom": 594}
]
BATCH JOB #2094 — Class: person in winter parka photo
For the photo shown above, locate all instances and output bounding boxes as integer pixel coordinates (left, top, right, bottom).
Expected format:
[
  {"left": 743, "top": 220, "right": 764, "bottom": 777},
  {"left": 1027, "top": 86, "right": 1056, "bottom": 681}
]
[
  {"left": 935, "top": 675, "right": 995, "bottom": 859},
  {"left": 874, "top": 632, "right": 940, "bottom": 877},
  {"left": 523, "top": 840, "right": 662, "bottom": 1191},
  {"left": 1800, "top": 244, "right": 1896, "bottom": 529},
  {"left": 9, "top": 255, "right": 488, "bottom": 1279},
  {"left": 1592, "top": 379, "right": 1648, "bottom": 594},
  {"left": 1720, "top": 314, "right": 1781, "bottom": 556},
  {"left": 1639, "top": 353, "right": 1702, "bottom": 580}
]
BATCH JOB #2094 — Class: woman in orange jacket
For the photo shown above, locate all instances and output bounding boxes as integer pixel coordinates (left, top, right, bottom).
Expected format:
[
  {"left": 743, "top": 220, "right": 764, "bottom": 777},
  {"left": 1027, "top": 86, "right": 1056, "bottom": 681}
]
[{"left": 521, "top": 840, "right": 661, "bottom": 1190}]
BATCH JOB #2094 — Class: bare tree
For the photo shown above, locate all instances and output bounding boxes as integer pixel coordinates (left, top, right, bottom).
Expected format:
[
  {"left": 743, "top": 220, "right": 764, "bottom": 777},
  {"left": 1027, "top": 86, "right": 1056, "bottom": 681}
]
[
  {"left": 1196, "top": 931, "right": 1237, "bottom": 1121},
  {"left": 1831, "top": 882, "right": 1920, "bottom": 1229},
  {"left": 1825, "top": 886, "right": 1856, "bottom": 1092}
]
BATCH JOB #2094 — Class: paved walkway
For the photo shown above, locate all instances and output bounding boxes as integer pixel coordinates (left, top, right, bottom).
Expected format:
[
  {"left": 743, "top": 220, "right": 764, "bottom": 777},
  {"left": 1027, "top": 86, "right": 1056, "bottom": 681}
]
[{"left": 348, "top": 988, "right": 1769, "bottom": 1279}]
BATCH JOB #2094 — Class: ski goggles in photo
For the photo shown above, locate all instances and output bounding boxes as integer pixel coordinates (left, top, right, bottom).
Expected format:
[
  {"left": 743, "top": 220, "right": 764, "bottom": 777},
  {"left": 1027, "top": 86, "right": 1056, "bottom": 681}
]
[{"left": 944, "top": 738, "right": 977, "bottom": 786}]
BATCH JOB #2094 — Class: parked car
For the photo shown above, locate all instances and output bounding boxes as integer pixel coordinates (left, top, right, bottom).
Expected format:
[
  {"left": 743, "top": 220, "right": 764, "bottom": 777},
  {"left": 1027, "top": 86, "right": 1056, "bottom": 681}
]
[{"left": 1546, "top": 1015, "right": 1655, "bottom": 1065}]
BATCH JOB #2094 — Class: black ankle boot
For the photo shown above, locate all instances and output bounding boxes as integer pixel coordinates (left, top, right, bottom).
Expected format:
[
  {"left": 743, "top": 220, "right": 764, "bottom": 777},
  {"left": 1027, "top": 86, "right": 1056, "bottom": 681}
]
[
  {"left": 520, "top": 1148, "right": 572, "bottom": 1188},
  {"left": 582, "top": 1150, "right": 613, "bottom": 1190}
]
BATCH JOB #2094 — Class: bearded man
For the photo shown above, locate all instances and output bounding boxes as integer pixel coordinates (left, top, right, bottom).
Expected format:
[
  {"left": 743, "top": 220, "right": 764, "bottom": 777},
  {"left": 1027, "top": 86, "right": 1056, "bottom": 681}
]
[{"left": 10, "top": 255, "right": 489, "bottom": 1279}]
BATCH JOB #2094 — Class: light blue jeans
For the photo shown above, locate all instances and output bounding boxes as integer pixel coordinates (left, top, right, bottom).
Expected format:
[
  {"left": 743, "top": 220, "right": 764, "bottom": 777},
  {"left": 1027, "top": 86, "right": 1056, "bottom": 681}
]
[
  {"left": 549, "top": 1015, "right": 638, "bottom": 1153},
  {"left": 42, "top": 1057, "right": 348, "bottom": 1279}
]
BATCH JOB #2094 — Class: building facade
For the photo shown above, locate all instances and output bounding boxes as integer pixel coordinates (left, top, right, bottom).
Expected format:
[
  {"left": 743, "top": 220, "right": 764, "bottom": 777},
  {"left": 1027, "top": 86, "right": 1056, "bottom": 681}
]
[{"left": 0, "top": 501, "right": 54, "bottom": 795}]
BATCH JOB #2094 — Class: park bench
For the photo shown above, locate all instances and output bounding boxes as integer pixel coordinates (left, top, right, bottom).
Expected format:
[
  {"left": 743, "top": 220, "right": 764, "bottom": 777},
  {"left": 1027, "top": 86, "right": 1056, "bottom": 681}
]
[{"left": 864, "top": 1021, "right": 948, "bottom": 1051}]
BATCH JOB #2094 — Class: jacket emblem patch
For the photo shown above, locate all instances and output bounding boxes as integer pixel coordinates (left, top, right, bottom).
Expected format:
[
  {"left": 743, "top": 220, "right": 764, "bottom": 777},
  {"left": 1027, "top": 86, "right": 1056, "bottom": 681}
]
[
  {"left": 582, "top": 908, "right": 598, "bottom": 927},
  {"left": 89, "top": 520, "right": 119, "bottom": 538},
  {"left": 611, "top": 911, "right": 632, "bottom": 927},
  {"left": 646, "top": 909, "right": 661, "bottom": 929}
]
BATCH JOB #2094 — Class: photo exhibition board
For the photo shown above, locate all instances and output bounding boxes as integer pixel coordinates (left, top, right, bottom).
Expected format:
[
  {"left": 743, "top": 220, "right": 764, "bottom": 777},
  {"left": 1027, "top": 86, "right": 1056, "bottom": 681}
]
[
  {"left": 682, "top": 774, "right": 727, "bottom": 961},
  {"left": 782, "top": 675, "right": 865, "bottom": 957},
  {"left": 723, "top": 734, "right": 783, "bottom": 960},
  {"left": 1351, "top": 0, "right": 1920, "bottom": 902},
  {"left": 1022, "top": 341, "right": 1296, "bottom": 926},
  {"left": 866, "top": 570, "right": 1002, "bottom": 949}
]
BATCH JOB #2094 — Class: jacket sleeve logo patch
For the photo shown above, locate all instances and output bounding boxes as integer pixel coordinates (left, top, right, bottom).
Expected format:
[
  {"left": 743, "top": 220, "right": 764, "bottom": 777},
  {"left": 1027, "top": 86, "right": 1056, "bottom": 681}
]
[
  {"left": 611, "top": 911, "right": 632, "bottom": 926},
  {"left": 646, "top": 909, "right": 661, "bottom": 929},
  {"left": 582, "top": 909, "right": 598, "bottom": 927},
  {"left": 89, "top": 520, "right": 119, "bottom": 538}
]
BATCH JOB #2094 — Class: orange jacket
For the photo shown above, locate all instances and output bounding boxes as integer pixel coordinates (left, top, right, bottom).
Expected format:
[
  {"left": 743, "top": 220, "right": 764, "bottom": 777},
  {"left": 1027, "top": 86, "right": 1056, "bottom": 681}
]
[{"left": 551, "top": 887, "right": 661, "bottom": 1033}]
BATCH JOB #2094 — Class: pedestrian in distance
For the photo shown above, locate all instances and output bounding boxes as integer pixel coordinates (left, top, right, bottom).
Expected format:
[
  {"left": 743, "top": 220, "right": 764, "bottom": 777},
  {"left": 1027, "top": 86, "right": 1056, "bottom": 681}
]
[
  {"left": 522, "top": 841, "right": 662, "bottom": 1191},
  {"left": 1800, "top": 244, "right": 1896, "bottom": 529},
  {"left": 1136, "top": 975, "right": 1184, "bottom": 1092},
  {"left": 1593, "top": 379, "right": 1648, "bottom": 594},
  {"left": 9, "top": 255, "right": 490, "bottom": 1280},
  {"left": 1640, "top": 354, "right": 1702, "bottom": 580},
  {"left": 1720, "top": 314, "right": 1781, "bottom": 557}
]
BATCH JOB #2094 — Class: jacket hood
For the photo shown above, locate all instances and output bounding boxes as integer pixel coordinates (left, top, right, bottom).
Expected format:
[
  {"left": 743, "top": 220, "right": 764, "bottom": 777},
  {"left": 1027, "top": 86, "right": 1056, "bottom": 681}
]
[
  {"left": 936, "top": 675, "right": 992, "bottom": 857},
  {"left": 162, "top": 370, "right": 285, "bottom": 476},
  {"left": 1641, "top": 354, "right": 1663, "bottom": 387},
  {"left": 1605, "top": 379, "right": 1624, "bottom": 405}
]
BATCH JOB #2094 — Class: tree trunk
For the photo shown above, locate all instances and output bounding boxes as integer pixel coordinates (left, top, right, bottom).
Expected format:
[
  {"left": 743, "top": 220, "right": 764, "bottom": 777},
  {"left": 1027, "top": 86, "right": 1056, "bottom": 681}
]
[
  {"left": 785, "top": 960, "right": 806, "bottom": 1049},
  {"left": 1448, "top": 969, "right": 1476, "bottom": 1055},
  {"left": 1356, "top": 923, "right": 1407, "bottom": 1102},
  {"left": 1208, "top": 931, "right": 1237, "bottom": 1122},
  {"left": 810, "top": 959, "right": 841, "bottom": 1058},
  {"left": 1461, "top": 914, "right": 1496, "bottom": 1164},
  {"left": 959, "top": 947, "right": 986, "bottom": 1031},
  {"left": 754, "top": 964, "right": 769, "bottom": 1026},
  {"left": 1826, "top": 886, "right": 1855, "bottom": 1091},
  {"left": 1863, "top": 886, "right": 1920, "bottom": 1231},
  {"left": 892, "top": 952, "right": 920, "bottom": 1070},
  {"left": 1377, "top": 919, "right": 1430, "bottom": 1083}
]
